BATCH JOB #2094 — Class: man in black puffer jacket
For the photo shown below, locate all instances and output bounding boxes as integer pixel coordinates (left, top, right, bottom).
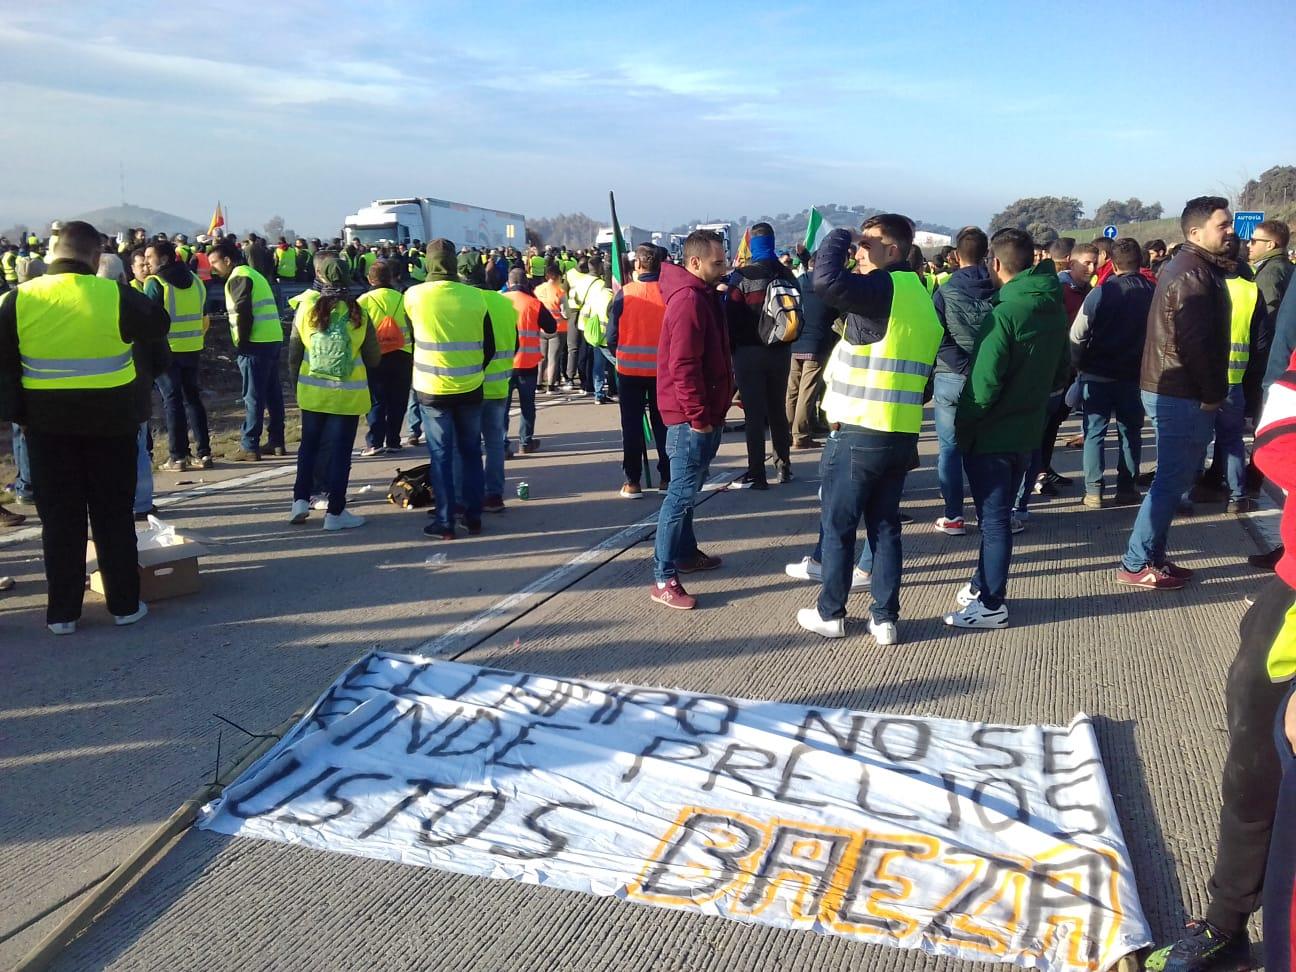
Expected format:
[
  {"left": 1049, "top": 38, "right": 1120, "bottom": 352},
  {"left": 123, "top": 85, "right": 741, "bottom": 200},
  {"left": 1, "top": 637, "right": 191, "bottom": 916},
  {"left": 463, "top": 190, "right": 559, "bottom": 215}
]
[
  {"left": 930, "top": 226, "right": 994, "bottom": 535},
  {"left": 1069, "top": 237, "right": 1154, "bottom": 507},
  {"left": 725, "top": 223, "right": 798, "bottom": 487}
]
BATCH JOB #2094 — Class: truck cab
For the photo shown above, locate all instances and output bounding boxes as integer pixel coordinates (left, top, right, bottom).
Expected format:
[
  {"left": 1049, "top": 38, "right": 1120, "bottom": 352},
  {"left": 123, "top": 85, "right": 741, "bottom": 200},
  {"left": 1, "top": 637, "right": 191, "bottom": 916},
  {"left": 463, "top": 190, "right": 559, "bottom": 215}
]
[{"left": 343, "top": 201, "right": 421, "bottom": 247}]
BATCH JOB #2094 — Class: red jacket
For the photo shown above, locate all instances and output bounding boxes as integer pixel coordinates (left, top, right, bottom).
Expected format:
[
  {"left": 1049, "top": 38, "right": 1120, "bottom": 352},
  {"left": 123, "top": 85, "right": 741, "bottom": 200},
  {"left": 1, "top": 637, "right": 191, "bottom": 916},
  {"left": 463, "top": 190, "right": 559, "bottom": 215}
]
[
  {"left": 656, "top": 262, "right": 734, "bottom": 430},
  {"left": 1255, "top": 348, "right": 1296, "bottom": 591}
]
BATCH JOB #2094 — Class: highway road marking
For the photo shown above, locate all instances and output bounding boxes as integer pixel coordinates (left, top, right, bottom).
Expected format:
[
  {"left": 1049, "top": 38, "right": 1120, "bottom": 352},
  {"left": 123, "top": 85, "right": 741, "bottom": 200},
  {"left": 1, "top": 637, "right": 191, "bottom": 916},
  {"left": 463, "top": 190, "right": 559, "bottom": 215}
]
[{"left": 416, "top": 467, "right": 741, "bottom": 659}]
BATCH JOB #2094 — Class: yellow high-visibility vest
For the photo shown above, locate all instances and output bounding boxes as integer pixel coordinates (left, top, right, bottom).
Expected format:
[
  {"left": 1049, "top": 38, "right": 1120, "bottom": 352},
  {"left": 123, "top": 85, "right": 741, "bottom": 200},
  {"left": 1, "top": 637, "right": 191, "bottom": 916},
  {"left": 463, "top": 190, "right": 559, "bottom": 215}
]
[
  {"left": 1226, "top": 275, "right": 1259, "bottom": 386},
  {"left": 16, "top": 273, "right": 136, "bottom": 390},
  {"left": 820, "top": 271, "right": 942, "bottom": 433},
  {"left": 481, "top": 290, "right": 518, "bottom": 400},
  {"left": 150, "top": 270, "right": 207, "bottom": 353},
  {"left": 358, "top": 287, "right": 413, "bottom": 354},
  {"left": 291, "top": 291, "right": 371, "bottom": 416},
  {"left": 406, "top": 280, "right": 486, "bottom": 397},
  {"left": 224, "top": 265, "right": 281, "bottom": 345}
]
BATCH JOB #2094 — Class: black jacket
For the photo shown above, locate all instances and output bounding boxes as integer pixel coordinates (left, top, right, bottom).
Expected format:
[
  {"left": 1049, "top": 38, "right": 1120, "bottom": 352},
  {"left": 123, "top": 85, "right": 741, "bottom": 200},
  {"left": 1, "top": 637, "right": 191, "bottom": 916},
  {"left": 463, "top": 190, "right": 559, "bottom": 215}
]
[
  {"left": 1140, "top": 242, "right": 1230, "bottom": 404},
  {"left": 932, "top": 265, "right": 995, "bottom": 376},
  {"left": 1071, "top": 272, "right": 1155, "bottom": 381},
  {"left": 790, "top": 269, "right": 837, "bottom": 358},
  {"left": 811, "top": 229, "right": 908, "bottom": 346},
  {"left": 725, "top": 258, "right": 798, "bottom": 348},
  {"left": 0, "top": 260, "right": 170, "bottom": 435}
]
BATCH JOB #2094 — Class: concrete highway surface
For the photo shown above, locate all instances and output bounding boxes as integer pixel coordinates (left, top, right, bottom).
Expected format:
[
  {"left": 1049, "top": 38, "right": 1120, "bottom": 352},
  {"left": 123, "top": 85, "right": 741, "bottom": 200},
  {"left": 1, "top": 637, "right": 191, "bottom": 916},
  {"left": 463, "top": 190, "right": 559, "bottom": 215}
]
[{"left": 0, "top": 393, "right": 1277, "bottom": 970}]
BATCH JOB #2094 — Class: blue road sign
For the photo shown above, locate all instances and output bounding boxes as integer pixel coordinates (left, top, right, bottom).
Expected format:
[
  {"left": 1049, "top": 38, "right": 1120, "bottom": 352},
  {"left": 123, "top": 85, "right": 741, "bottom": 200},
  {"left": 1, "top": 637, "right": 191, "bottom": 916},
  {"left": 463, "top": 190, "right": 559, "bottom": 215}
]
[
  {"left": 1103, "top": 225, "right": 1118, "bottom": 239},
  {"left": 1234, "top": 211, "right": 1265, "bottom": 241}
]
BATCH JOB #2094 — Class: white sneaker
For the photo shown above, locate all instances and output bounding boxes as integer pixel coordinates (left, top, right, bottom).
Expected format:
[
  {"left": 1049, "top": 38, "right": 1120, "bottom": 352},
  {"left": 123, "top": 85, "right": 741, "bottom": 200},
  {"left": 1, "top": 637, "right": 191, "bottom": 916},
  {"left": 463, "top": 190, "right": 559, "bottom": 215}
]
[
  {"left": 868, "top": 617, "right": 898, "bottom": 646},
  {"left": 323, "top": 510, "right": 366, "bottom": 531},
  {"left": 310, "top": 496, "right": 329, "bottom": 511},
  {"left": 48, "top": 621, "right": 77, "bottom": 635},
  {"left": 934, "top": 516, "right": 967, "bottom": 536},
  {"left": 797, "top": 607, "right": 845, "bottom": 639},
  {"left": 114, "top": 602, "right": 149, "bottom": 626},
  {"left": 851, "top": 567, "right": 871, "bottom": 590},
  {"left": 944, "top": 599, "right": 1008, "bottom": 629},
  {"left": 956, "top": 582, "right": 979, "bottom": 607},
  {"left": 289, "top": 499, "right": 310, "bottom": 524},
  {"left": 785, "top": 556, "right": 822, "bottom": 581},
  {"left": 360, "top": 446, "right": 384, "bottom": 457}
]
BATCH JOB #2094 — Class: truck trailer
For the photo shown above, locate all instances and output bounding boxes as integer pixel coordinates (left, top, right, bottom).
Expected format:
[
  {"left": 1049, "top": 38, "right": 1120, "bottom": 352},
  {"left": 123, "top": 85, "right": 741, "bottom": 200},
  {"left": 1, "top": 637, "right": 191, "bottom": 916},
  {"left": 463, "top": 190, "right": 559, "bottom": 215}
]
[{"left": 343, "top": 197, "right": 525, "bottom": 250}]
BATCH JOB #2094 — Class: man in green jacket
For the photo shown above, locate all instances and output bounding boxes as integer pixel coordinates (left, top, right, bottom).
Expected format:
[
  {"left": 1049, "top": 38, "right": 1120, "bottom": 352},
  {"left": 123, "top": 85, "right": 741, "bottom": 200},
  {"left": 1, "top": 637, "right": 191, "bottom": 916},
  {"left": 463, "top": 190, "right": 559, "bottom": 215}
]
[{"left": 947, "top": 228, "right": 1069, "bottom": 629}]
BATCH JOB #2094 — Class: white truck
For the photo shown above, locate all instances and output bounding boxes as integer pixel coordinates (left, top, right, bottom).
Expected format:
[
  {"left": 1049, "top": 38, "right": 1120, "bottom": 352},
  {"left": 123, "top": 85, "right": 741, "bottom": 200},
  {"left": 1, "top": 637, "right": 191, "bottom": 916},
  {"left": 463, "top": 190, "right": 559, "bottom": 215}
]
[
  {"left": 594, "top": 224, "right": 652, "bottom": 255},
  {"left": 342, "top": 197, "right": 525, "bottom": 250}
]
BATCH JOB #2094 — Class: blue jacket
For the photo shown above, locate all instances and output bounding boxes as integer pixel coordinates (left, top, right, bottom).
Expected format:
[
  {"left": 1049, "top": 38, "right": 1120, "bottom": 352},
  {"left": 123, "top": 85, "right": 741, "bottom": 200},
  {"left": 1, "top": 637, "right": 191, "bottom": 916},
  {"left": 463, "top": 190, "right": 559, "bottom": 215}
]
[
  {"left": 790, "top": 269, "right": 836, "bottom": 357},
  {"left": 1265, "top": 278, "right": 1296, "bottom": 392}
]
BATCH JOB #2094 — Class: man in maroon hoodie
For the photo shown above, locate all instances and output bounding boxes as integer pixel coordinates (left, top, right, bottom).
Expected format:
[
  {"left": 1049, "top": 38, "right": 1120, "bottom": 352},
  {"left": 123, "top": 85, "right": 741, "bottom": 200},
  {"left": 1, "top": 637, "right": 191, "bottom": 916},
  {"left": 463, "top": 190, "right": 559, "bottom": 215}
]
[{"left": 651, "top": 230, "right": 734, "bottom": 609}]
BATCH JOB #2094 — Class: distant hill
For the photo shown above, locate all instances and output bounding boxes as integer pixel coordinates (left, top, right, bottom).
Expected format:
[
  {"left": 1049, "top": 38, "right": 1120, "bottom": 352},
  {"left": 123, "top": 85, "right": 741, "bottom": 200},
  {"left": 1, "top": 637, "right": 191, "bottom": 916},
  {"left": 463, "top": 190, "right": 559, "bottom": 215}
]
[{"left": 72, "top": 205, "right": 205, "bottom": 239}]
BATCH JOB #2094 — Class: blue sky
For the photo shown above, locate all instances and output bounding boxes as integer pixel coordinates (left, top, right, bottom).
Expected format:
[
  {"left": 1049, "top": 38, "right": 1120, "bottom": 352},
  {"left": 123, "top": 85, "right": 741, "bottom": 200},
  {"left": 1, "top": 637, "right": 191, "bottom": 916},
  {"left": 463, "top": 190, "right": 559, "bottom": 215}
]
[{"left": 3, "top": 2, "right": 1295, "bottom": 238}]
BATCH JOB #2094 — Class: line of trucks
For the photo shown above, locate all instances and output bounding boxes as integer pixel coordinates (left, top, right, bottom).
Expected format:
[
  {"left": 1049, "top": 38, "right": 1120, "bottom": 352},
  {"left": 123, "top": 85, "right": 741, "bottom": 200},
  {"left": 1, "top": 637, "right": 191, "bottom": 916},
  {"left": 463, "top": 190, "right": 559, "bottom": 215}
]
[{"left": 341, "top": 196, "right": 735, "bottom": 262}]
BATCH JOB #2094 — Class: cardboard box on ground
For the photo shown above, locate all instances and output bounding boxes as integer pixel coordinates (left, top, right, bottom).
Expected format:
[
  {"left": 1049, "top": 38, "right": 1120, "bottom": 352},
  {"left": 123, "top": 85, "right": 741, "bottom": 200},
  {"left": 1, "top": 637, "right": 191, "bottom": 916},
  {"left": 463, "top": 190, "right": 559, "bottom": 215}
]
[{"left": 85, "top": 518, "right": 209, "bottom": 601}]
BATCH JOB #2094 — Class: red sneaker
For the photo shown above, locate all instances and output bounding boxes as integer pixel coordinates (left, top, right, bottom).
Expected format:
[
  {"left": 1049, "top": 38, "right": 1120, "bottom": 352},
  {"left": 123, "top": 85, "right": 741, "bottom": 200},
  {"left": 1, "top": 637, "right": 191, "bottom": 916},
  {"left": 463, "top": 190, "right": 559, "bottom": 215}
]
[
  {"left": 1157, "top": 561, "right": 1195, "bottom": 581},
  {"left": 676, "top": 550, "right": 722, "bottom": 573},
  {"left": 650, "top": 577, "right": 697, "bottom": 610},
  {"left": 1116, "top": 565, "right": 1186, "bottom": 590}
]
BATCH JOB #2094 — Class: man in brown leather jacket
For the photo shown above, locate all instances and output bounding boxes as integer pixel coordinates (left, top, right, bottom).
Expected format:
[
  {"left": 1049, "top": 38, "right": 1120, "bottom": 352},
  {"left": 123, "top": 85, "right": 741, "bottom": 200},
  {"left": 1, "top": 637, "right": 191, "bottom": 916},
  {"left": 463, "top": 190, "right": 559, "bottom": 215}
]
[{"left": 1117, "top": 195, "right": 1233, "bottom": 591}]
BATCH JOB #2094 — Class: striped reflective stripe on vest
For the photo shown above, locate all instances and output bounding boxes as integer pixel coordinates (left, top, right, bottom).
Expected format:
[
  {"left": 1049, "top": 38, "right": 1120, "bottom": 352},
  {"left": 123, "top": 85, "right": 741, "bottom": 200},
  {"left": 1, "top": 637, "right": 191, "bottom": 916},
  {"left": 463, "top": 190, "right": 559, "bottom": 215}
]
[
  {"left": 835, "top": 350, "right": 932, "bottom": 377},
  {"left": 298, "top": 373, "right": 368, "bottom": 391},
  {"left": 21, "top": 349, "right": 133, "bottom": 380},
  {"left": 415, "top": 339, "right": 481, "bottom": 352},
  {"left": 825, "top": 379, "right": 926, "bottom": 406},
  {"left": 484, "top": 350, "right": 514, "bottom": 383},
  {"left": 415, "top": 361, "right": 481, "bottom": 377}
]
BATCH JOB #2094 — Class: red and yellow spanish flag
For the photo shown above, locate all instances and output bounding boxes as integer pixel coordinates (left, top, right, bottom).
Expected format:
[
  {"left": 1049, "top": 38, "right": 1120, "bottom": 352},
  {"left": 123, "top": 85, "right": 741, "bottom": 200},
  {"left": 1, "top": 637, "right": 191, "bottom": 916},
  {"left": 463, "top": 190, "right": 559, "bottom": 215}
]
[
  {"left": 734, "top": 226, "right": 752, "bottom": 266},
  {"left": 207, "top": 203, "right": 225, "bottom": 236}
]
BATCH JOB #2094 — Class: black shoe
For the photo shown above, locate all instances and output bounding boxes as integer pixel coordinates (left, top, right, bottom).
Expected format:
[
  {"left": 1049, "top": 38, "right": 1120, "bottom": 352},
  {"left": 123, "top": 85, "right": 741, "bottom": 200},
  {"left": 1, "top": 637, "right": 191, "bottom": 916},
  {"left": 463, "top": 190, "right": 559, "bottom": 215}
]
[
  {"left": 1137, "top": 469, "right": 1156, "bottom": 487},
  {"left": 1041, "top": 468, "right": 1071, "bottom": 487},
  {"left": 1143, "top": 919, "right": 1249, "bottom": 971},
  {"left": 729, "top": 472, "right": 769, "bottom": 491},
  {"left": 1032, "top": 479, "right": 1059, "bottom": 497},
  {"left": 898, "top": 513, "right": 914, "bottom": 525},
  {"left": 134, "top": 506, "right": 160, "bottom": 522},
  {"left": 776, "top": 462, "right": 793, "bottom": 484},
  {"left": 1249, "top": 546, "right": 1284, "bottom": 571}
]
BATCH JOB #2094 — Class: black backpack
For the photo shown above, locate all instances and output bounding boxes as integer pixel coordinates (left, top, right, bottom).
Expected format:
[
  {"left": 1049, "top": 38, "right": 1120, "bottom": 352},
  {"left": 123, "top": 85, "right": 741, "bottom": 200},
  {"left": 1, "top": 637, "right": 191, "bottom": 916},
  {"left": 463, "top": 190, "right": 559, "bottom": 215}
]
[{"left": 387, "top": 464, "right": 433, "bottom": 509}]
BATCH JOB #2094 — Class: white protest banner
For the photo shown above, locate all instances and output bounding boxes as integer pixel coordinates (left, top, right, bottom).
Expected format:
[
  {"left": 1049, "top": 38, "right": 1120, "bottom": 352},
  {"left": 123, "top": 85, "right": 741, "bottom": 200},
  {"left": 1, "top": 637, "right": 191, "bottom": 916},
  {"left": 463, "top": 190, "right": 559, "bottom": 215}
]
[{"left": 200, "top": 652, "right": 1150, "bottom": 971}]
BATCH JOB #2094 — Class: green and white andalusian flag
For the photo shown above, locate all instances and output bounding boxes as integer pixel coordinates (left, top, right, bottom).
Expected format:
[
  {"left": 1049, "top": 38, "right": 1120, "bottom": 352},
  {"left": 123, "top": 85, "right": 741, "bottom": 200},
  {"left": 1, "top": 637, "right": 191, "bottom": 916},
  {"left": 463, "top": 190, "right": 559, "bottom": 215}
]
[{"left": 803, "top": 206, "right": 835, "bottom": 253}]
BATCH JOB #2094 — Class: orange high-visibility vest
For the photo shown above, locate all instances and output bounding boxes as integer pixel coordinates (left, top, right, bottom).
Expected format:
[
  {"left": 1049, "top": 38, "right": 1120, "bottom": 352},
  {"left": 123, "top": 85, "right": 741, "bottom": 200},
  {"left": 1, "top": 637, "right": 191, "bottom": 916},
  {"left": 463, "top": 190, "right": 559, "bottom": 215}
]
[
  {"left": 615, "top": 279, "right": 665, "bottom": 377},
  {"left": 193, "top": 250, "right": 212, "bottom": 282},
  {"left": 504, "top": 289, "right": 544, "bottom": 370},
  {"left": 534, "top": 279, "right": 567, "bottom": 327}
]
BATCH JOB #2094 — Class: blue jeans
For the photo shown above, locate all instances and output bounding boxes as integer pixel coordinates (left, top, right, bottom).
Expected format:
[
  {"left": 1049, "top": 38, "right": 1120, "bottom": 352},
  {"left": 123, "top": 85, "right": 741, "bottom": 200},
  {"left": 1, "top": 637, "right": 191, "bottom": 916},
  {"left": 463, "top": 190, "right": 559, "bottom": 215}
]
[
  {"left": 592, "top": 346, "right": 616, "bottom": 400},
  {"left": 10, "top": 423, "right": 33, "bottom": 498},
  {"left": 293, "top": 410, "right": 358, "bottom": 516},
  {"left": 1121, "top": 391, "right": 1216, "bottom": 571},
  {"left": 481, "top": 397, "right": 508, "bottom": 499},
  {"left": 134, "top": 422, "right": 154, "bottom": 514},
  {"left": 1214, "top": 385, "right": 1248, "bottom": 502},
  {"left": 406, "top": 388, "right": 423, "bottom": 438},
  {"left": 154, "top": 351, "right": 211, "bottom": 461},
  {"left": 816, "top": 429, "right": 912, "bottom": 624},
  {"left": 654, "top": 424, "right": 722, "bottom": 582},
  {"left": 932, "top": 372, "right": 967, "bottom": 520},
  {"left": 964, "top": 451, "right": 1027, "bottom": 610},
  {"left": 237, "top": 345, "right": 286, "bottom": 453},
  {"left": 507, "top": 369, "right": 538, "bottom": 448},
  {"left": 1080, "top": 378, "right": 1143, "bottom": 496},
  {"left": 1265, "top": 686, "right": 1296, "bottom": 972},
  {"left": 812, "top": 528, "right": 874, "bottom": 573},
  {"left": 421, "top": 401, "right": 483, "bottom": 532}
]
